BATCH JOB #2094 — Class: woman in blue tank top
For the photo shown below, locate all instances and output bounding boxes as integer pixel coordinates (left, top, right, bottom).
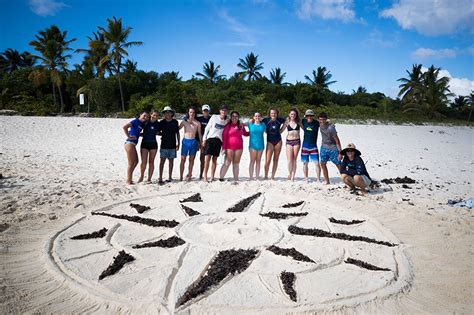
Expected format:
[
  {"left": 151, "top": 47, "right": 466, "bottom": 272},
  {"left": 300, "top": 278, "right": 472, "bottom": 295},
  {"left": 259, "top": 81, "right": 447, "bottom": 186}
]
[
  {"left": 247, "top": 112, "right": 266, "bottom": 180},
  {"left": 122, "top": 110, "right": 149, "bottom": 185}
]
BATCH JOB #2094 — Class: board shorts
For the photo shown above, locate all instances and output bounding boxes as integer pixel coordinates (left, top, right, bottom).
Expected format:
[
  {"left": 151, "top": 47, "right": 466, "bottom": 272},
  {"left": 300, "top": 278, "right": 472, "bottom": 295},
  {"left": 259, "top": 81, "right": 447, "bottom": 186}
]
[
  {"left": 320, "top": 146, "right": 341, "bottom": 165},
  {"left": 181, "top": 138, "right": 198, "bottom": 156},
  {"left": 345, "top": 175, "right": 371, "bottom": 187},
  {"left": 141, "top": 141, "right": 158, "bottom": 151},
  {"left": 301, "top": 142, "right": 319, "bottom": 163},
  {"left": 204, "top": 138, "right": 222, "bottom": 157},
  {"left": 160, "top": 148, "right": 177, "bottom": 159}
]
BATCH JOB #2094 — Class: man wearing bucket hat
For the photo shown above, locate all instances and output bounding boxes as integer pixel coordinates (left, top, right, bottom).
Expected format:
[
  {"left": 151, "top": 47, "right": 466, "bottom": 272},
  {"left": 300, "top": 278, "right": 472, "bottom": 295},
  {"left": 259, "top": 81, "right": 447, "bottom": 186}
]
[
  {"left": 158, "top": 106, "right": 180, "bottom": 184},
  {"left": 340, "top": 143, "right": 372, "bottom": 195},
  {"left": 301, "top": 109, "right": 321, "bottom": 182}
]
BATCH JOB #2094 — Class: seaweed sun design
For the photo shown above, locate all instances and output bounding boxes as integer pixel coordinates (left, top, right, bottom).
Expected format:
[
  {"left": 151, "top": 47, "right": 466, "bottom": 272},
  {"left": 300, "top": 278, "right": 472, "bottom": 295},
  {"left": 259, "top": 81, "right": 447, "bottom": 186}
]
[{"left": 49, "top": 189, "right": 412, "bottom": 313}]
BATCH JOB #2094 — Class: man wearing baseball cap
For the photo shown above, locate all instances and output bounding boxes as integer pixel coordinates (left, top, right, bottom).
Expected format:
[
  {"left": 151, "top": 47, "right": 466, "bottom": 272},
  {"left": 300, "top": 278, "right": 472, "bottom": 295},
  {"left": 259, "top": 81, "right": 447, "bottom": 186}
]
[
  {"left": 196, "top": 104, "right": 211, "bottom": 179},
  {"left": 301, "top": 109, "right": 321, "bottom": 182}
]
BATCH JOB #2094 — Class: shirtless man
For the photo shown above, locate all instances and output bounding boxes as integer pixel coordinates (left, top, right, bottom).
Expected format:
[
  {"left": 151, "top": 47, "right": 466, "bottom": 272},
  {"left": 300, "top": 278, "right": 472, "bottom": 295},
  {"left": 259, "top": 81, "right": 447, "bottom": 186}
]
[{"left": 179, "top": 107, "right": 202, "bottom": 181}]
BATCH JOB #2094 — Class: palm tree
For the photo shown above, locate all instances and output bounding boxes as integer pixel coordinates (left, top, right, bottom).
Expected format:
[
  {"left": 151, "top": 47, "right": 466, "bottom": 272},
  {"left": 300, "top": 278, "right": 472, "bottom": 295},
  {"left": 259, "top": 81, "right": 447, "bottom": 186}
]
[
  {"left": 467, "top": 92, "right": 473, "bottom": 121},
  {"left": 195, "top": 60, "right": 225, "bottom": 83},
  {"left": 304, "top": 66, "right": 336, "bottom": 89},
  {"left": 123, "top": 59, "right": 137, "bottom": 74},
  {"left": 397, "top": 64, "right": 423, "bottom": 104},
  {"left": 0, "top": 49, "right": 24, "bottom": 73},
  {"left": 269, "top": 67, "right": 286, "bottom": 85},
  {"left": 352, "top": 86, "right": 367, "bottom": 94},
  {"left": 29, "top": 25, "right": 76, "bottom": 112},
  {"left": 98, "top": 16, "right": 143, "bottom": 112},
  {"left": 237, "top": 52, "right": 264, "bottom": 81},
  {"left": 451, "top": 96, "right": 468, "bottom": 111},
  {"left": 76, "top": 30, "right": 111, "bottom": 79},
  {"left": 21, "top": 51, "right": 36, "bottom": 67}
]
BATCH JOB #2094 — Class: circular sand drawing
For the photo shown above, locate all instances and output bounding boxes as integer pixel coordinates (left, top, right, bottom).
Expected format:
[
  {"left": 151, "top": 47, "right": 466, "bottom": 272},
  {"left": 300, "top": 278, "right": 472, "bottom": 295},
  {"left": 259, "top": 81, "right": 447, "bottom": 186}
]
[{"left": 47, "top": 188, "right": 412, "bottom": 313}]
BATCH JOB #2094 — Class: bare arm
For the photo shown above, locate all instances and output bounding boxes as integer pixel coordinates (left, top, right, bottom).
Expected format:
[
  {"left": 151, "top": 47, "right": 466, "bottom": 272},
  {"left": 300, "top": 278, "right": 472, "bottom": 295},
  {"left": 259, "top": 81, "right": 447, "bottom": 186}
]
[
  {"left": 279, "top": 118, "right": 288, "bottom": 134},
  {"left": 122, "top": 123, "right": 135, "bottom": 139},
  {"left": 334, "top": 133, "right": 342, "bottom": 160},
  {"left": 197, "top": 123, "right": 202, "bottom": 143}
]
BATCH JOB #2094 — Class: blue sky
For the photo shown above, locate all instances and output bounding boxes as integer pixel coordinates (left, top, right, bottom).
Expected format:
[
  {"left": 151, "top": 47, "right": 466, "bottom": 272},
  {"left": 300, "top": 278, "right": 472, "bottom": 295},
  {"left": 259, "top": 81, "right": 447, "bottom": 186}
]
[{"left": 1, "top": 0, "right": 473, "bottom": 97}]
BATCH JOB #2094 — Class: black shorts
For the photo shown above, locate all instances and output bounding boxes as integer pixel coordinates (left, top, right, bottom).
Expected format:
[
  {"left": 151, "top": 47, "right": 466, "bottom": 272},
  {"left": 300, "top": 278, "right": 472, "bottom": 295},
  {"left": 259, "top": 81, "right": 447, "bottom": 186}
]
[
  {"left": 141, "top": 141, "right": 158, "bottom": 151},
  {"left": 204, "top": 138, "right": 222, "bottom": 157}
]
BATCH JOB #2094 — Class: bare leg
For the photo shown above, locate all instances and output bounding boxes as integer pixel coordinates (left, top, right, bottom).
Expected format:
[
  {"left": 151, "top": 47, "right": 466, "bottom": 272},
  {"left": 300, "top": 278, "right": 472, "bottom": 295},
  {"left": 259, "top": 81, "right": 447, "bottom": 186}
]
[
  {"left": 147, "top": 149, "right": 157, "bottom": 182},
  {"left": 321, "top": 162, "right": 330, "bottom": 184},
  {"left": 249, "top": 149, "right": 257, "bottom": 180},
  {"left": 210, "top": 156, "right": 218, "bottom": 180},
  {"left": 179, "top": 156, "right": 186, "bottom": 181},
  {"left": 125, "top": 143, "right": 138, "bottom": 184},
  {"left": 168, "top": 158, "right": 174, "bottom": 181},
  {"left": 159, "top": 157, "right": 166, "bottom": 183},
  {"left": 255, "top": 150, "right": 263, "bottom": 179},
  {"left": 271, "top": 141, "right": 282, "bottom": 180},
  {"left": 354, "top": 175, "right": 368, "bottom": 195},
  {"left": 291, "top": 144, "right": 300, "bottom": 181},
  {"left": 303, "top": 162, "right": 309, "bottom": 181},
  {"left": 220, "top": 150, "right": 234, "bottom": 180},
  {"left": 232, "top": 150, "right": 243, "bottom": 181},
  {"left": 286, "top": 144, "right": 293, "bottom": 180},
  {"left": 199, "top": 150, "right": 205, "bottom": 179},
  {"left": 203, "top": 155, "right": 211, "bottom": 181},
  {"left": 264, "top": 143, "right": 274, "bottom": 179},
  {"left": 138, "top": 148, "right": 148, "bottom": 182},
  {"left": 187, "top": 155, "right": 196, "bottom": 180},
  {"left": 315, "top": 162, "right": 321, "bottom": 182}
]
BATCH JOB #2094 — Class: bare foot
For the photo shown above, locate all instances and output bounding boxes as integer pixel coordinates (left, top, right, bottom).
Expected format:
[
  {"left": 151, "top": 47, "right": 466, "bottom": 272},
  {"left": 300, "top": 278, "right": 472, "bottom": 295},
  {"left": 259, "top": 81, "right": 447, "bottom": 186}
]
[
  {"left": 137, "top": 177, "right": 144, "bottom": 183},
  {"left": 126, "top": 181, "right": 133, "bottom": 185},
  {"left": 158, "top": 180, "right": 165, "bottom": 185}
]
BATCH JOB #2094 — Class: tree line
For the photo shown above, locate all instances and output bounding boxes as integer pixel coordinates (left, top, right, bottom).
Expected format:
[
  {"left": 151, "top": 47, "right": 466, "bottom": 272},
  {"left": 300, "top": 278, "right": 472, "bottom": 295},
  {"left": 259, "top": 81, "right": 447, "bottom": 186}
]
[{"left": 0, "top": 17, "right": 472, "bottom": 122}]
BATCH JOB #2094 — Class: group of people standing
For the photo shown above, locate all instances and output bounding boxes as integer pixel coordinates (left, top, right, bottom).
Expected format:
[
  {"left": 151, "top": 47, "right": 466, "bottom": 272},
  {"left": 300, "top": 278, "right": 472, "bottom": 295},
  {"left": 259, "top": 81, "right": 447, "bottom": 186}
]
[{"left": 122, "top": 104, "right": 372, "bottom": 194}]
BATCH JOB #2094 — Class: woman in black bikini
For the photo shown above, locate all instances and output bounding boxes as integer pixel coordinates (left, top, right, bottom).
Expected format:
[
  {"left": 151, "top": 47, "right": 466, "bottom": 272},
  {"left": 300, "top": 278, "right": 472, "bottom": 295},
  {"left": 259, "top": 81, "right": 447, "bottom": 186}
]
[{"left": 285, "top": 108, "right": 302, "bottom": 181}]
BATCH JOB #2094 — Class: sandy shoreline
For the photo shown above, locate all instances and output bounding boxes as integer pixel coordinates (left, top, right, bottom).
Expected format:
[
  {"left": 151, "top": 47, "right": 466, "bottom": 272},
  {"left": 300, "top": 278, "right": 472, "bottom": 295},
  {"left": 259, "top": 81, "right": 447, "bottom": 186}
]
[{"left": 0, "top": 116, "right": 472, "bottom": 313}]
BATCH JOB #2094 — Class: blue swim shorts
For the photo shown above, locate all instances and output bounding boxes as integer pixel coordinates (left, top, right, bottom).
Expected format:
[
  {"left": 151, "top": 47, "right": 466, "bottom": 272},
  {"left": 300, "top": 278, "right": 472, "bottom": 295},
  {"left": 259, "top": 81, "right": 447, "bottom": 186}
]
[
  {"left": 160, "top": 148, "right": 177, "bottom": 159},
  {"left": 301, "top": 142, "right": 319, "bottom": 163},
  {"left": 320, "top": 146, "right": 341, "bottom": 165},
  {"left": 181, "top": 138, "right": 198, "bottom": 156}
]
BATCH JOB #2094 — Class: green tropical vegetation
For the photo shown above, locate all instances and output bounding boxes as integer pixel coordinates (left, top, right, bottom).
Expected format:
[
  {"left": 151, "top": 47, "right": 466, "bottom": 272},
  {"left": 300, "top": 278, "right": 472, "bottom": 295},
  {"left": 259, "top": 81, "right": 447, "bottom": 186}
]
[{"left": 0, "top": 18, "right": 471, "bottom": 123}]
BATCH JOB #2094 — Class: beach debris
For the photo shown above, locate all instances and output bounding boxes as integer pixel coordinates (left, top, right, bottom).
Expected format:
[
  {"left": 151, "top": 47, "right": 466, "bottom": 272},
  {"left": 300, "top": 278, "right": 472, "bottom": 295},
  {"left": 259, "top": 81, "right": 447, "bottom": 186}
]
[
  {"left": 345, "top": 258, "right": 390, "bottom": 271},
  {"left": 448, "top": 198, "right": 474, "bottom": 209},
  {"left": 180, "top": 193, "right": 203, "bottom": 203},
  {"left": 92, "top": 212, "right": 179, "bottom": 228},
  {"left": 70, "top": 228, "right": 108, "bottom": 240},
  {"left": 260, "top": 212, "right": 308, "bottom": 220},
  {"left": 381, "top": 176, "right": 416, "bottom": 184},
  {"left": 329, "top": 217, "right": 365, "bottom": 225},
  {"left": 401, "top": 184, "right": 412, "bottom": 189},
  {"left": 181, "top": 204, "right": 200, "bottom": 216},
  {"left": 98, "top": 250, "right": 135, "bottom": 280},
  {"left": 0, "top": 173, "right": 3, "bottom": 179},
  {"left": 288, "top": 225, "right": 396, "bottom": 247},
  {"left": 176, "top": 249, "right": 259, "bottom": 307},
  {"left": 281, "top": 201, "right": 304, "bottom": 208},
  {"left": 267, "top": 246, "right": 314, "bottom": 263},
  {"left": 280, "top": 271, "right": 297, "bottom": 302},
  {"left": 130, "top": 203, "right": 151, "bottom": 214},
  {"left": 133, "top": 236, "right": 185, "bottom": 249},
  {"left": 0, "top": 223, "right": 10, "bottom": 233},
  {"left": 226, "top": 193, "right": 262, "bottom": 212}
]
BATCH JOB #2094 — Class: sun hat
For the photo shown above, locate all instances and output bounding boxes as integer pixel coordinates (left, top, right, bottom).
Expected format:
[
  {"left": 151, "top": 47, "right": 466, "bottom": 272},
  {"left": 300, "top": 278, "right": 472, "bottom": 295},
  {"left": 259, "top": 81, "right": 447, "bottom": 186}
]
[
  {"left": 162, "top": 106, "right": 175, "bottom": 116},
  {"left": 340, "top": 143, "right": 361, "bottom": 156},
  {"left": 202, "top": 104, "right": 211, "bottom": 111},
  {"left": 305, "top": 109, "right": 315, "bottom": 116}
]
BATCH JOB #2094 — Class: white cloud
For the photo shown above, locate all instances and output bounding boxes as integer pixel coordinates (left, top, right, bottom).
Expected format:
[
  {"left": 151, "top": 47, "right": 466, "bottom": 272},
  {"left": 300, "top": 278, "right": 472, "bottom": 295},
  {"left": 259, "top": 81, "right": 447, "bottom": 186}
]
[
  {"left": 29, "top": 0, "right": 67, "bottom": 17},
  {"left": 412, "top": 48, "right": 457, "bottom": 59},
  {"left": 381, "top": 0, "right": 474, "bottom": 36},
  {"left": 422, "top": 67, "right": 474, "bottom": 97},
  {"left": 296, "top": 0, "right": 356, "bottom": 22},
  {"left": 217, "top": 9, "right": 256, "bottom": 47}
]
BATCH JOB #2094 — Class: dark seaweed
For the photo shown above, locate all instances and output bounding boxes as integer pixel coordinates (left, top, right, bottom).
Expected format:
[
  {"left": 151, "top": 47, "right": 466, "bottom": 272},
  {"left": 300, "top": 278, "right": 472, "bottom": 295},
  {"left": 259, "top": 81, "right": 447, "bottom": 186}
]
[
  {"left": 226, "top": 193, "right": 262, "bottom": 212},
  {"left": 281, "top": 201, "right": 304, "bottom": 208},
  {"left": 98, "top": 250, "right": 135, "bottom": 280},
  {"left": 329, "top": 217, "right": 365, "bottom": 225},
  {"left": 288, "top": 225, "right": 397, "bottom": 247},
  {"left": 130, "top": 203, "right": 151, "bottom": 214},
  {"left": 92, "top": 212, "right": 179, "bottom": 228},
  {"left": 381, "top": 176, "right": 416, "bottom": 184},
  {"left": 133, "top": 236, "right": 185, "bottom": 249},
  {"left": 180, "top": 193, "right": 203, "bottom": 203},
  {"left": 176, "top": 249, "right": 259, "bottom": 307},
  {"left": 181, "top": 204, "right": 201, "bottom": 216},
  {"left": 260, "top": 212, "right": 308, "bottom": 220},
  {"left": 280, "top": 271, "right": 297, "bottom": 302},
  {"left": 345, "top": 257, "right": 391, "bottom": 271},
  {"left": 267, "top": 246, "right": 314, "bottom": 263},
  {"left": 70, "top": 227, "right": 108, "bottom": 240}
]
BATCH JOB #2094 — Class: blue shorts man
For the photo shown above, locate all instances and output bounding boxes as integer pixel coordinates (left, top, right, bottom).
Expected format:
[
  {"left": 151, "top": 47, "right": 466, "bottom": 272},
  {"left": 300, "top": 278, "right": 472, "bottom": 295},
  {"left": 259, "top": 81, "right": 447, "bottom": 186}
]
[
  {"left": 301, "top": 109, "right": 321, "bottom": 182},
  {"left": 318, "top": 112, "right": 342, "bottom": 185}
]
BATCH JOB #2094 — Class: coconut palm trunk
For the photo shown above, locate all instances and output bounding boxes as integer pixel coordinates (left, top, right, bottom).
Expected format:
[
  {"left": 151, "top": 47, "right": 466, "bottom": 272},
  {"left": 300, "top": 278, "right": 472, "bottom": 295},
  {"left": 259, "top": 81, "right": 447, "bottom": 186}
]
[
  {"left": 57, "top": 83, "right": 65, "bottom": 113},
  {"left": 51, "top": 81, "right": 57, "bottom": 109},
  {"left": 116, "top": 63, "right": 125, "bottom": 112}
]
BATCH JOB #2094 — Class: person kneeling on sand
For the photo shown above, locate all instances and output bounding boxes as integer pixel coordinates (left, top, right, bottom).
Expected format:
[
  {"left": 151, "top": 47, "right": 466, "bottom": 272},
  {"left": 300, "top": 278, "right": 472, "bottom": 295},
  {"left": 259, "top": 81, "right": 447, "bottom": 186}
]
[
  {"left": 340, "top": 143, "right": 372, "bottom": 195},
  {"left": 158, "top": 106, "right": 180, "bottom": 184},
  {"left": 179, "top": 106, "right": 202, "bottom": 181}
]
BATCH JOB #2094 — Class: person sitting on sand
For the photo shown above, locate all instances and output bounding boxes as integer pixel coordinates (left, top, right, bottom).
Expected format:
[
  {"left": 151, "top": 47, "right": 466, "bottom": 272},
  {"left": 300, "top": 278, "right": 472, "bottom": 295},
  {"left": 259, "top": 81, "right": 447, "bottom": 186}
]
[
  {"left": 202, "top": 105, "right": 229, "bottom": 182},
  {"left": 247, "top": 112, "right": 265, "bottom": 180},
  {"left": 138, "top": 110, "right": 159, "bottom": 183},
  {"left": 301, "top": 109, "right": 320, "bottom": 182},
  {"left": 122, "top": 110, "right": 149, "bottom": 185},
  {"left": 158, "top": 106, "right": 180, "bottom": 184},
  {"left": 262, "top": 108, "right": 286, "bottom": 180},
  {"left": 284, "top": 108, "right": 302, "bottom": 182},
  {"left": 196, "top": 104, "right": 211, "bottom": 179},
  {"left": 219, "top": 111, "right": 249, "bottom": 182},
  {"left": 179, "top": 107, "right": 202, "bottom": 181},
  {"left": 340, "top": 143, "right": 372, "bottom": 195},
  {"left": 318, "top": 112, "right": 342, "bottom": 185}
]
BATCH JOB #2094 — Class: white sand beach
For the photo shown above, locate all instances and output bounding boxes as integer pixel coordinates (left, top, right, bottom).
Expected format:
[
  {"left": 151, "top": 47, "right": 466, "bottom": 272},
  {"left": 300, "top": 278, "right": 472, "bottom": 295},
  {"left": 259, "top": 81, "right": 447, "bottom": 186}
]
[{"left": 0, "top": 116, "right": 472, "bottom": 314}]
